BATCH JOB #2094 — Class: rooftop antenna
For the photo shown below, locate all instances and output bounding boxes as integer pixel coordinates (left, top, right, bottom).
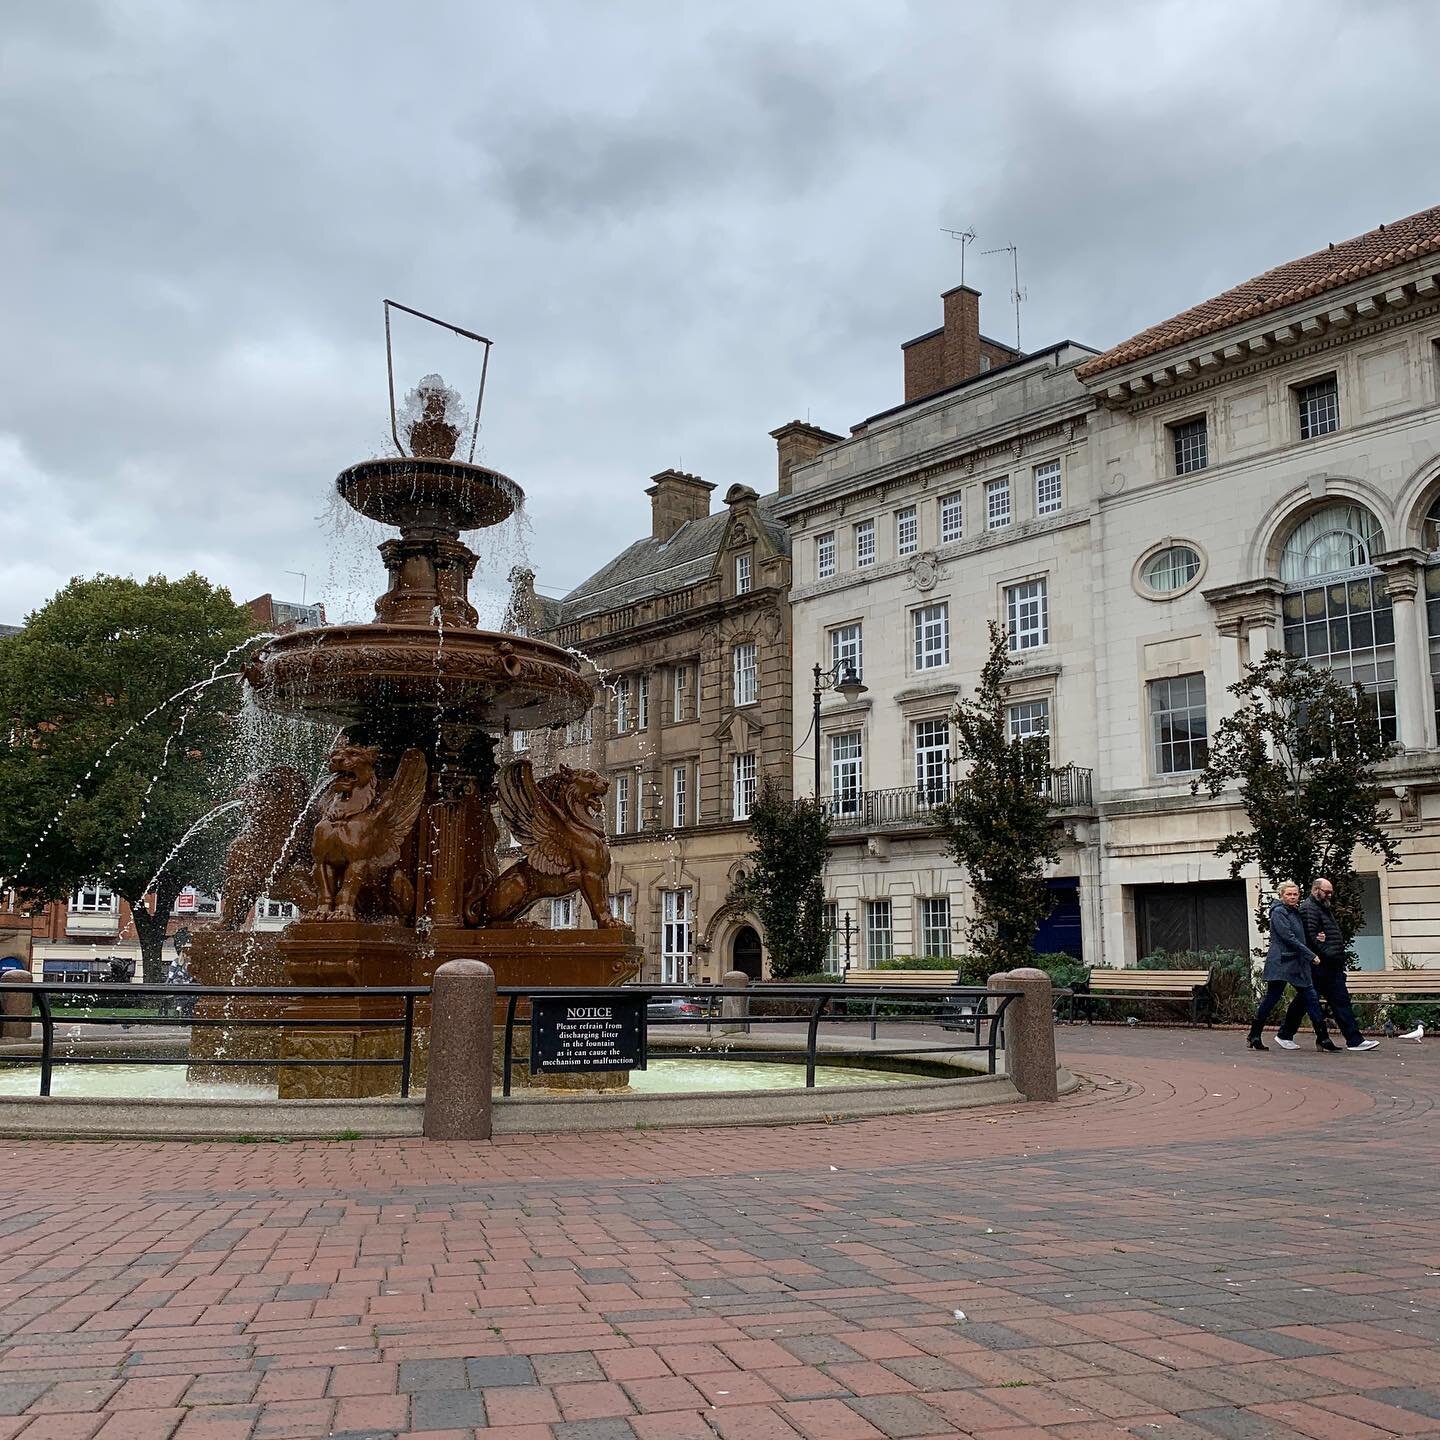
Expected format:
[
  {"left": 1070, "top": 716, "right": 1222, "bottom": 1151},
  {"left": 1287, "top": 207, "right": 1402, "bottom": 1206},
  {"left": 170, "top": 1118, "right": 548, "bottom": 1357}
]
[
  {"left": 941, "top": 226, "right": 977, "bottom": 286},
  {"left": 982, "top": 243, "right": 1026, "bottom": 352},
  {"left": 282, "top": 570, "right": 308, "bottom": 605}
]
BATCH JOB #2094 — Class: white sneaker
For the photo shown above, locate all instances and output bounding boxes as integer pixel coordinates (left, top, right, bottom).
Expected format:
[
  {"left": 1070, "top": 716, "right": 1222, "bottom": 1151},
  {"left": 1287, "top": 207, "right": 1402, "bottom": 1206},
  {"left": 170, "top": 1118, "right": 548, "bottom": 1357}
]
[
  {"left": 1273, "top": 1037, "right": 1300, "bottom": 1050},
  {"left": 1347, "top": 1039, "right": 1379, "bottom": 1051}
]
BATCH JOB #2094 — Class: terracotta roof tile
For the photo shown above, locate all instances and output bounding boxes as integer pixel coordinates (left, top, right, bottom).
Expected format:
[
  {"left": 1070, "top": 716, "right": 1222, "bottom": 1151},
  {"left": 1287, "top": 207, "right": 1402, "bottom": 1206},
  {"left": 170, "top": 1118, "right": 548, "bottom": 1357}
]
[{"left": 1076, "top": 203, "right": 1440, "bottom": 380}]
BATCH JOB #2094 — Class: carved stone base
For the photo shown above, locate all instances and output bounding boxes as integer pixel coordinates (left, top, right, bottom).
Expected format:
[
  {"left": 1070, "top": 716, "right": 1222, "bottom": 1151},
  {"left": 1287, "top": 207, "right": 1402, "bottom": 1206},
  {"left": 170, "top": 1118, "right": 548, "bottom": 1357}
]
[
  {"left": 187, "top": 918, "right": 643, "bottom": 1098},
  {"left": 278, "top": 1025, "right": 404, "bottom": 1100},
  {"left": 428, "top": 923, "right": 643, "bottom": 993},
  {"left": 275, "top": 921, "right": 422, "bottom": 1100},
  {"left": 447, "top": 926, "right": 643, "bottom": 1092},
  {"left": 187, "top": 932, "right": 286, "bottom": 1084}
]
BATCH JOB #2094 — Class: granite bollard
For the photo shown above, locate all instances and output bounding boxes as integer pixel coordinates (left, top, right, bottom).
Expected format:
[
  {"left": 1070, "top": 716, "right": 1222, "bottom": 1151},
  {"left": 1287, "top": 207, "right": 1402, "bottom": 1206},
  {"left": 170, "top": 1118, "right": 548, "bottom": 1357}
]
[
  {"left": 720, "top": 968, "right": 750, "bottom": 1034},
  {"left": 1, "top": 971, "right": 34, "bottom": 1042},
  {"left": 423, "top": 959, "right": 494, "bottom": 1140},
  {"left": 988, "top": 966, "right": 1058, "bottom": 1102}
]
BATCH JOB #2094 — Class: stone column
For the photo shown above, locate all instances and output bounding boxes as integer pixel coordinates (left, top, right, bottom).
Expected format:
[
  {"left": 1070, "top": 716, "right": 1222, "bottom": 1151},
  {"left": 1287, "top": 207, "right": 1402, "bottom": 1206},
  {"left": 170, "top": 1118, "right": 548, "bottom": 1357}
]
[
  {"left": 426, "top": 784, "right": 470, "bottom": 929},
  {"left": 0, "top": 971, "right": 33, "bottom": 1041},
  {"left": 1205, "top": 579, "right": 1285, "bottom": 721},
  {"left": 1245, "top": 613, "right": 1280, "bottom": 667},
  {"left": 1376, "top": 553, "right": 1432, "bottom": 750},
  {"left": 987, "top": 967, "right": 1058, "bottom": 1102},
  {"left": 1073, "top": 824, "right": 1105, "bottom": 968},
  {"left": 720, "top": 969, "right": 750, "bottom": 1034},
  {"left": 423, "top": 959, "right": 494, "bottom": 1141},
  {"left": 1214, "top": 618, "right": 1247, "bottom": 722}
]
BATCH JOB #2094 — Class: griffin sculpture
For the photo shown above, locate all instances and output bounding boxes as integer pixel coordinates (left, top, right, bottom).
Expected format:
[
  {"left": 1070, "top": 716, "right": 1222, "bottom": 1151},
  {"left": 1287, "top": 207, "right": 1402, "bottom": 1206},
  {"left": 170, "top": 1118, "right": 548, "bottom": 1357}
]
[
  {"left": 312, "top": 742, "right": 429, "bottom": 920},
  {"left": 474, "top": 758, "right": 621, "bottom": 927}
]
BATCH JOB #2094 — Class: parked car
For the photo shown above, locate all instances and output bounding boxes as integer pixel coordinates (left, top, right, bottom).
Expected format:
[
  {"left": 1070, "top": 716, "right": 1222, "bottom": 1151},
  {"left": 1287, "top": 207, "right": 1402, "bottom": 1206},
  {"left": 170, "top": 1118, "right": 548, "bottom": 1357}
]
[
  {"left": 645, "top": 995, "right": 709, "bottom": 1023},
  {"left": 937, "top": 996, "right": 981, "bottom": 1034}
]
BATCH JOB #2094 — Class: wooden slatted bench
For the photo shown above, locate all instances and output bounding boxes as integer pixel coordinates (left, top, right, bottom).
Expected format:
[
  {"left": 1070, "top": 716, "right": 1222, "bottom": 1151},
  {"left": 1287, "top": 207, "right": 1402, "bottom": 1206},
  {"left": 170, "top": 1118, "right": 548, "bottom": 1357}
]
[
  {"left": 842, "top": 968, "right": 978, "bottom": 1035},
  {"left": 842, "top": 969, "right": 962, "bottom": 988},
  {"left": 1344, "top": 969, "right": 1440, "bottom": 1001},
  {"left": 1077, "top": 968, "right": 1214, "bottom": 1025}
]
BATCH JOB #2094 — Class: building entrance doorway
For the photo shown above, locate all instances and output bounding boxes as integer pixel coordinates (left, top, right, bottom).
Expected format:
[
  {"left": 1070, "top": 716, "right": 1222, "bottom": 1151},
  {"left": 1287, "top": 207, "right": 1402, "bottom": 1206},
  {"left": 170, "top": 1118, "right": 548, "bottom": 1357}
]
[
  {"left": 732, "top": 925, "right": 763, "bottom": 980},
  {"left": 1133, "top": 880, "right": 1248, "bottom": 958}
]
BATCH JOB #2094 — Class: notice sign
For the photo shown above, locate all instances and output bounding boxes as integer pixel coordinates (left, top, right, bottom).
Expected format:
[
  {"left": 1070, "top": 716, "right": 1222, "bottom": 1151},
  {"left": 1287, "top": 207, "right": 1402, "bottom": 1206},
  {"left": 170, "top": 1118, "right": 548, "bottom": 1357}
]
[{"left": 530, "top": 995, "right": 648, "bottom": 1074}]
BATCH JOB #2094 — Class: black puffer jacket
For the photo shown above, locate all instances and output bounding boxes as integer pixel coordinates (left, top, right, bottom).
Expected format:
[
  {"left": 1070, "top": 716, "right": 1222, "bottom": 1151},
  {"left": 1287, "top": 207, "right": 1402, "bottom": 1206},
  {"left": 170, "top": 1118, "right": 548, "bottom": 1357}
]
[{"left": 1299, "top": 896, "right": 1346, "bottom": 968}]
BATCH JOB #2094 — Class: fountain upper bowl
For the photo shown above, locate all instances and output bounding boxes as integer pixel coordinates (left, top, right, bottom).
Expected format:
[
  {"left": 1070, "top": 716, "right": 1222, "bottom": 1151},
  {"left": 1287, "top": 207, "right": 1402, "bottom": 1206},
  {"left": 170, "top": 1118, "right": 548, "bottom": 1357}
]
[{"left": 337, "top": 455, "right": 521, "bottom": 532}]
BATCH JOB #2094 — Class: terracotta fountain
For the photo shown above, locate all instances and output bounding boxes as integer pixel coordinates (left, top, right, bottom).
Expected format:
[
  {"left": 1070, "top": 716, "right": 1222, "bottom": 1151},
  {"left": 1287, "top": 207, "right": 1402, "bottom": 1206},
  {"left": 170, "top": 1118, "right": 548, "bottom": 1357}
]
[{"left": 189, "top": 375, "right": 640, "bottom": 1097}]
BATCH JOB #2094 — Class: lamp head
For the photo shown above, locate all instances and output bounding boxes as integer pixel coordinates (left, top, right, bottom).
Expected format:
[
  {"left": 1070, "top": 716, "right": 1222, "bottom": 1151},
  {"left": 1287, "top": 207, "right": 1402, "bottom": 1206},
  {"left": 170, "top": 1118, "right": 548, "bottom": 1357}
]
[{"left": 835, "top": 665, "right": 868, "bottom": 704}]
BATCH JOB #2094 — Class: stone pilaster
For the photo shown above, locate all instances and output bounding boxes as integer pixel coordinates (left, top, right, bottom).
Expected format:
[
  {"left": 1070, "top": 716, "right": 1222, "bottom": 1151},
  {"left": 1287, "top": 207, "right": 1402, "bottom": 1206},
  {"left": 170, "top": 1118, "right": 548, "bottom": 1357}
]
[
  {"left": 1375, "top": 549, "right": 1434, "bottom": 750},
  {"left": 1205, "top": 577, "right": 1284, "bottom": 721}
]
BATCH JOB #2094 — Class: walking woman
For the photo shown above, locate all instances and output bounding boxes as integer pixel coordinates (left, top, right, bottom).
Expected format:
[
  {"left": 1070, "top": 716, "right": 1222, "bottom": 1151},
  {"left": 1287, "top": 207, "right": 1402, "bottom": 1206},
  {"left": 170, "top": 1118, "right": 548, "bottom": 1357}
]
[{"left": 1248, "top": 882, "right": 1340, "bottom": 1052}]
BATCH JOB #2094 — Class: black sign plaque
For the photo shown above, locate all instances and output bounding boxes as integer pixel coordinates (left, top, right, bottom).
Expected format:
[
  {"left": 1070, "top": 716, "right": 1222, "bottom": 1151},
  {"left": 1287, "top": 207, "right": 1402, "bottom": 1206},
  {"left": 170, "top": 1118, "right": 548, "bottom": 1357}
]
[{"left": 529, "top": 995, "right": 648, "bottom": 1074}]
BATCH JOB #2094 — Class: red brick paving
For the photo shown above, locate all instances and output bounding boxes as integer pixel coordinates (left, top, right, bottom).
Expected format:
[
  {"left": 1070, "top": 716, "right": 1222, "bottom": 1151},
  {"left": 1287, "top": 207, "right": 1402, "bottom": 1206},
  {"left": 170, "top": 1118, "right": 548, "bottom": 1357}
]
[{"left": 0, "top": 1027, "right": 1438, "bottom": 1438}]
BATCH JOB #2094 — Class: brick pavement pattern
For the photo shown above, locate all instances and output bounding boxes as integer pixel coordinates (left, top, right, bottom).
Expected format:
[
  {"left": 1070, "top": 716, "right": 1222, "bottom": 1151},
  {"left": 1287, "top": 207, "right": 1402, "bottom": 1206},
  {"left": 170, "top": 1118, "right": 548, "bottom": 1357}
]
[{"left": 0, "top": 1027, "right": 1437, "bottom": 1439}]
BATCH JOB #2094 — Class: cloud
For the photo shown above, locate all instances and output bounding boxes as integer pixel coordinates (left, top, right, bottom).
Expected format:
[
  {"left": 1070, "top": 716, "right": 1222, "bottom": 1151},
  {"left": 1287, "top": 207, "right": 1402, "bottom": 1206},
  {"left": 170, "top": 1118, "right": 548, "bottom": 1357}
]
[{"left": 2, "top": 0, "right": 1437, "bottom": 617}]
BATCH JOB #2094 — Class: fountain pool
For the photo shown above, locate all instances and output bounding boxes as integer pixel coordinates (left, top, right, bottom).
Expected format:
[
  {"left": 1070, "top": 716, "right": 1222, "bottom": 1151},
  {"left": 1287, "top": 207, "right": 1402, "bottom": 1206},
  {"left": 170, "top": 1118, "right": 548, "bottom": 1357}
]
[{"left": 0, "top": 1057, "right": 921, "bottom": 1101}]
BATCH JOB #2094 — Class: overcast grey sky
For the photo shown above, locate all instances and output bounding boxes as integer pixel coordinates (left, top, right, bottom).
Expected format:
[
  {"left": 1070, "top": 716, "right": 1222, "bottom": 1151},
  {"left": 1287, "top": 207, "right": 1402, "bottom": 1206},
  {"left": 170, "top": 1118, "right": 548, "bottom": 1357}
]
[{"left": 4, "top": 0, "right": 1437, "bottom": 624}]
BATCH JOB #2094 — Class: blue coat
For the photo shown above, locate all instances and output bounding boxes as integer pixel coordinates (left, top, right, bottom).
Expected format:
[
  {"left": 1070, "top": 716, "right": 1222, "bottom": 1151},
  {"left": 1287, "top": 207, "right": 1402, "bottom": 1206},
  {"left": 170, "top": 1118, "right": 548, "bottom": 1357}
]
[{"left": 1265, "top": 901, "right": 1317, "bottom": 986}]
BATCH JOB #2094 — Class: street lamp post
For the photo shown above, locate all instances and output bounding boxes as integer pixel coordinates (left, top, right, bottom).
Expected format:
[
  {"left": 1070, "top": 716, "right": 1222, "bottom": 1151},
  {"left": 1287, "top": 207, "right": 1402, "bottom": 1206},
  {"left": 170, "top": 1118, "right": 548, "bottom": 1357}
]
[{"left": 812, "top": 660, "right": 868, "bottom": 799}]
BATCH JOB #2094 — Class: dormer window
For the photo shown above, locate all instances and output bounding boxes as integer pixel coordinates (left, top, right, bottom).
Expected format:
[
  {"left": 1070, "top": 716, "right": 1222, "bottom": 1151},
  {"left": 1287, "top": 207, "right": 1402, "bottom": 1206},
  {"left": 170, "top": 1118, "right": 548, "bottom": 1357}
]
[{"left": 735, "top": 552, "right": 752, "bottom": 594}]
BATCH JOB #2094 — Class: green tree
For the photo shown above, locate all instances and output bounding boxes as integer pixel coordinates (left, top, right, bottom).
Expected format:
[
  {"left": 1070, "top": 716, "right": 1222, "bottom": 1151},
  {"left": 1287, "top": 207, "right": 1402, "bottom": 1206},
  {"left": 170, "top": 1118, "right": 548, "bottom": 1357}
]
[
  {"left": 729, "top": 774, "right": 832, "bottom": 979},
  {"left": 938, "top": 621, "right": 1059, "bottom": 971},
  {"left": 0, "top": 574, "right": 261, "bottom": 981},
  {"left": 1193, "top": 650, "right": 1399, "bottom": 943}
]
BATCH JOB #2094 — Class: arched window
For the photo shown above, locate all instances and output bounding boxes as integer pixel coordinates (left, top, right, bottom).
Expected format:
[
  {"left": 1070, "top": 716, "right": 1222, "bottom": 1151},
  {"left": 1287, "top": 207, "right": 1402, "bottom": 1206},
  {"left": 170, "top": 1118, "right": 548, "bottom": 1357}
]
[
  {"left": 1279, "top": 503, "right": 1382, "bottom": 582},
  {"left": 1279, "top": 502, "right": 1395, "bottom": 742}
]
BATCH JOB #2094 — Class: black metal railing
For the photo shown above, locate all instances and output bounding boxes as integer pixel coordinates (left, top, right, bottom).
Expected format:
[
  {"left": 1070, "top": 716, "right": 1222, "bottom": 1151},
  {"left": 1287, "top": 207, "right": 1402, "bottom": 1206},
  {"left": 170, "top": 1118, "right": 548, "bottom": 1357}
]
[
  {"left": 2, "top": 980, "right": 1024, "bottom": 1104},
  {"left": 499, "top": 982, "right": 1020, "bottom": 1095},
  {"left": 825, "top": 763, "right": 1093, "bottom": 832},
  {"left": 0, "top": 982, "right": 427, "bottom": 1098}
]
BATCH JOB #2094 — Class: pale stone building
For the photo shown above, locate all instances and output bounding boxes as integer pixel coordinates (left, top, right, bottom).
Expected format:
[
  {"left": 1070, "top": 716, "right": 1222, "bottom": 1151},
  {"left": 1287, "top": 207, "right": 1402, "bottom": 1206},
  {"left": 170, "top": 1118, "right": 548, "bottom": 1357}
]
[
  {"left": 534, "top": 468, "right": 797, "bottom": 983},
  {"left": 775, "top": 289, "right": 1102, "bottom": 966},
  {"left": 1077, "top": 202, "right": 1440, "bottom": 967},
  {"left": 782, "top": 203, "right": 1440, "bottom": 970}
]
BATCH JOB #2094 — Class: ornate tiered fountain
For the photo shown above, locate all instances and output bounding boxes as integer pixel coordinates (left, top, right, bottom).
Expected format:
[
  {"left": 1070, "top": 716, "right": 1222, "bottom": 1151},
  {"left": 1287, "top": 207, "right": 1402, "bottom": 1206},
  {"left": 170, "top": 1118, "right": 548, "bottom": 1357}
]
[{"left": 189, "top": 372, "right": 641, "bottom": 1097}]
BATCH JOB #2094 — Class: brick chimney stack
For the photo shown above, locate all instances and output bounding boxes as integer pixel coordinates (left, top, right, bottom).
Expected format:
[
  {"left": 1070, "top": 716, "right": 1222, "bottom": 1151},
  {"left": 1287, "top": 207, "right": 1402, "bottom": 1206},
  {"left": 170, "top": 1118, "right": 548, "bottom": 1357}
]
[
  {"left": 901, "top": 286, "right": 1018, "bottom": 405},
  {"left": 769, "top": 420, "right": 843, "bottom": 496},
  {"left": 646, "top": 469, "right": 715, "bottom": 542}
]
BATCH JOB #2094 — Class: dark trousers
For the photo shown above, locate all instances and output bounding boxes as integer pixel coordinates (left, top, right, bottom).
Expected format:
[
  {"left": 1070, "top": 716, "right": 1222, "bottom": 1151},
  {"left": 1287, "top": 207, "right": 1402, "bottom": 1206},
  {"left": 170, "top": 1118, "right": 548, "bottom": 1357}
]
[
  {"left": 1279, "top": 964, "right": 1360, "bottom": 1045},
  {"left": 1252, "top": 979, "right": 1330, "bottom": 1040}
]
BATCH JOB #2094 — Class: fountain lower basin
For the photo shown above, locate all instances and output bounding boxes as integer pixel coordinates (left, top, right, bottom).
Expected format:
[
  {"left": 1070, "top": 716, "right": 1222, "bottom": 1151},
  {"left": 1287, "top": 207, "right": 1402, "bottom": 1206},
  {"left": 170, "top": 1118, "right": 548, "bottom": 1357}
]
[
  {"left": 0, "top": 1035, "right": 1033, "bottom": 1138},
  {"left": 248, "top": 623, "right": 592, "bottom": 731},
  {"left": 0, "top": 1056, "right": 920, "bottom": 1101}
]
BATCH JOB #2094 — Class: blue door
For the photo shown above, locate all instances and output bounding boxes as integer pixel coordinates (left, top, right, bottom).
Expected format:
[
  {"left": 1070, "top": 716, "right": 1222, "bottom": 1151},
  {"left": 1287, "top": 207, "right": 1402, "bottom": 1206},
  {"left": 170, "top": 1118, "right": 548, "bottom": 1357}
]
[{"left": 1033, "top": 879, "right": 1082, "bottom": 959}]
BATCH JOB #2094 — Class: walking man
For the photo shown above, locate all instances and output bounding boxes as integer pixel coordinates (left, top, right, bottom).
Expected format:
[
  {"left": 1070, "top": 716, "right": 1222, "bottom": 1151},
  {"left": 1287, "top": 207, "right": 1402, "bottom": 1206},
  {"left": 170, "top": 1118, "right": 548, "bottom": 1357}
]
[
  {"left": 1249, "top": 882, "right": 1338, "bottom": 1052},
  {"left": 1276, "top": 878, "right": 1379, "bottom": 1052}
]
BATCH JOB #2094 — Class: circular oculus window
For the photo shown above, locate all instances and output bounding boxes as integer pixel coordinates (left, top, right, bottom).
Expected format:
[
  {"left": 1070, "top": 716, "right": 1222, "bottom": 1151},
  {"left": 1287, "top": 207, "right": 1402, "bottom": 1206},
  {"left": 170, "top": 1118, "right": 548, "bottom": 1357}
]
[{"left": 1138, "top": 543, "right": 1204, "bottom": 598}]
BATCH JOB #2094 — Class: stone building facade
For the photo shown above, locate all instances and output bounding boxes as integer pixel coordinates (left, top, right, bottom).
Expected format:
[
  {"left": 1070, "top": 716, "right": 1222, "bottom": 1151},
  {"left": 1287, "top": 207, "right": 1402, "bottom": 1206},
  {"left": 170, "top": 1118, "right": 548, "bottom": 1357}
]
[
  {"left": 532, "top": 466, "right": 802, "bottom": 983},
  {"left": 783, "top": 204, "right": 1440, "bottom": 971},
  {"left": 776, "top": 288, "right": 1101, "bottom": 966},
  {"left": 1077, "top": 202, "right": 1440, "bottom": 967}
]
